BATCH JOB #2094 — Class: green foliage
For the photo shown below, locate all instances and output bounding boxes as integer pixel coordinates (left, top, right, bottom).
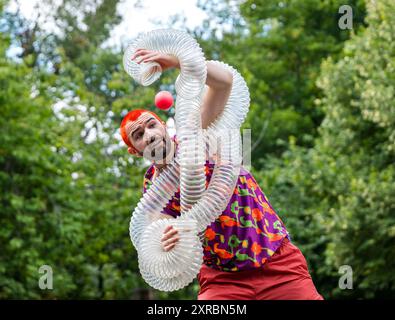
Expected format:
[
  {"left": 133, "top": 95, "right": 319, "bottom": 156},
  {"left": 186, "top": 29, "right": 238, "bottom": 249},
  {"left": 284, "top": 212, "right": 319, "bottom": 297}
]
[
  {"left": 1, "top": 0, "right": 394, "bottom": 300},
  {"left": 256, "top": 0, "right": 395, "bottom": 299},
  {"left": 196, "top": 0, "right": 366, "bottom": 170},
  {"left": 315, "top": 0, "right": 395, "bottom": 298},
  {"left": 0, "top": 0, "right": 148, "bottom": 299},
  {"left": 0, "top": 0, "right": 197, "bottom": 300}
]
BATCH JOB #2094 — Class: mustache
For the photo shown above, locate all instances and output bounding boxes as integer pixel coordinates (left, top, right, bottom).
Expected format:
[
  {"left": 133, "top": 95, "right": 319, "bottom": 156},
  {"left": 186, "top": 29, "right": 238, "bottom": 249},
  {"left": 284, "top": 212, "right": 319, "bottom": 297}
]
[
  {"left": 145, "top": 136, "right": 169, "bottom": 158},
  {"left": 148, "top": 136, "right": 165, "bottom": 148}
]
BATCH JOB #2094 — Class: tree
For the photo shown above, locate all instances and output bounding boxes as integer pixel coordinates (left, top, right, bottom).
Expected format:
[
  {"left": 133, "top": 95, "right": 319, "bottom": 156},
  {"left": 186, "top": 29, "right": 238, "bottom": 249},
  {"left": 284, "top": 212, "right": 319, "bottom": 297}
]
[
  {"left": 259, "top": 0, "right": 395, "bottom": 298},
  {"left": 1, "top": 0, "right": 198, "bottom": 299},
  {"left": 195, "top": 0, "right": 366, "bottom": 169}
]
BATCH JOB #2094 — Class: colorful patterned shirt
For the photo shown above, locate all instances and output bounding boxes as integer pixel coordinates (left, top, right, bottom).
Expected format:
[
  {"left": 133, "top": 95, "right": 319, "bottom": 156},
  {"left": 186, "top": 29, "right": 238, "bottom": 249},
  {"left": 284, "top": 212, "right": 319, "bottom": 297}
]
[{"left": 142, "top": 139, "right": 291, "bottom": 272}]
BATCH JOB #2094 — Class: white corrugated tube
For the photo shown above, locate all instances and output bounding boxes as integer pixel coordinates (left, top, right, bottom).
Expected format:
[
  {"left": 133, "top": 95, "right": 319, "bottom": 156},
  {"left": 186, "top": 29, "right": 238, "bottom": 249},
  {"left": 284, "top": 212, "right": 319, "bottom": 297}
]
[{"left": 123, "top": 29, "right": 250, "bottom": 292}]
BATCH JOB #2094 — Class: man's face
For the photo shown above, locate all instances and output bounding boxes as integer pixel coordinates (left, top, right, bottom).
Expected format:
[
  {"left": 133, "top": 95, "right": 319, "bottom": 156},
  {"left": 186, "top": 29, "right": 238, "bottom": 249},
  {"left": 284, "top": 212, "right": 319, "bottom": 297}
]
[{"left": 127, "top": 114, "right": 172, "bottom": 162}]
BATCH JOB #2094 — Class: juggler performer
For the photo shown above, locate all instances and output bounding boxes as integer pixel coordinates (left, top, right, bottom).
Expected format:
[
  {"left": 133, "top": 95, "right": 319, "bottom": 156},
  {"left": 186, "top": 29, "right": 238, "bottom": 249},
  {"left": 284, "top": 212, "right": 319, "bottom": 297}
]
[{"left": 121, "top": 49, "right": 324, "bottom": 300}]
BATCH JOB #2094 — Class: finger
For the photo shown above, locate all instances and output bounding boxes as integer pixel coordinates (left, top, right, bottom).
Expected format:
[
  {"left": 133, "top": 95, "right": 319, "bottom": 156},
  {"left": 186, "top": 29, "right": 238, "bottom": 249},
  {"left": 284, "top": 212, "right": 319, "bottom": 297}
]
[
  {"left": 162, "top": 230, "right": 178, "bottom": 242},
  {"left": 132, "top": 48, "right": 148, "bottom": 55},
  {"left": 131, "top": 49, "right": 150, "bottom": 60},
  {"left": 164, "top": 236, "right": 180, "bottom": 247},
  {"left": 139, "top": 52, "right": 158, "bottom": 60},
  {"left": 137, "top": 52, "right": 159, "bottom": 64},
  {"left": 142, "top": 56, "right": 160, "bottom": 63},
  {"left": 162, "top": 225, "right": 176, "bottom": 235},
  {"left": 161, "top": 228, "right": 178, "bottom": 242},
  {"left": 163, "top": 243, "right": 176, "bottom": 252},
  {"left": 162, "top": 236, "right": 180, "bottom": 248}
]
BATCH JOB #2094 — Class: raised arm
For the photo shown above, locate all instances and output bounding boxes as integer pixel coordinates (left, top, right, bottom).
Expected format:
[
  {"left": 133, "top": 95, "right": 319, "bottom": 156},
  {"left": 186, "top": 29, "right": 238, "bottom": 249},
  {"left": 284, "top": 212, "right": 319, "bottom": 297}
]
[
  {"left": 201, "top": 61, "right": 233, "bottom": 129},
  {"left": 131, "top": 49, "right": 233, "bottom": 129}
]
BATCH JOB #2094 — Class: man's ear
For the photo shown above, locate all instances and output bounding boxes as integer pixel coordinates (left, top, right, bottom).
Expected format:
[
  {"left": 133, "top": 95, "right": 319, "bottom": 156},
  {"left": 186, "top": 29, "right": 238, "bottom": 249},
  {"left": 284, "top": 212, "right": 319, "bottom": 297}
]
[
  {"left": 128, "top": 147, "right": 143, "bottom": 158},
  {"left": 128, "top": 147, "right": 140, "bottom": 157}
]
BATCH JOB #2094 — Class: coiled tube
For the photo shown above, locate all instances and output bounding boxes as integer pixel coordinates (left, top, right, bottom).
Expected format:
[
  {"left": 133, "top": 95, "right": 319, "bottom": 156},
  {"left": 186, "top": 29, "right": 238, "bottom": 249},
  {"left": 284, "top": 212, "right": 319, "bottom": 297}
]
[
  {"left": 124, "top": 29, "right": 207, "bottom": 214},
  {"left": 124, "top": 29, "right": 250, "bottom": 291}
]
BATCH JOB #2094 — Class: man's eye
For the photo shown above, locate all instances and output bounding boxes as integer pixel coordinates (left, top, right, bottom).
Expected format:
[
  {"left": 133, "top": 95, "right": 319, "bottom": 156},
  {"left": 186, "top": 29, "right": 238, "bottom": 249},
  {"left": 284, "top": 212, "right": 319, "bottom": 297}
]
[
  {"left": 136, "top": 132, "right": 143, "bottom": 139},
  {"left": 150, "top": 122, "right": 156, "bottom": 128}
]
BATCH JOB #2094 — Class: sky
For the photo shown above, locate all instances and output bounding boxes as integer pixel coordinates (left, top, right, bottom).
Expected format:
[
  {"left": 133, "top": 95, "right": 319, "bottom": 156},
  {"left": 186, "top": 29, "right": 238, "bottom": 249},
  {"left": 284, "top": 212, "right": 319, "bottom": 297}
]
[
  {"left": 6, "top": 0, "right": 209, "bottom": 48},
  {"left": 106, "top": 0, "right": 208, "bottom": 48}
]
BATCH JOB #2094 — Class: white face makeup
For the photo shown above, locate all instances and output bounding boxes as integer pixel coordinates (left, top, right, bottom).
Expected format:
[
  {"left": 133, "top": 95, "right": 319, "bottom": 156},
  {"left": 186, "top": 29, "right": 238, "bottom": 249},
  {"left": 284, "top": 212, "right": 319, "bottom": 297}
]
[{"left": 126, "top": 112, "right": 174, "bottom": 163}]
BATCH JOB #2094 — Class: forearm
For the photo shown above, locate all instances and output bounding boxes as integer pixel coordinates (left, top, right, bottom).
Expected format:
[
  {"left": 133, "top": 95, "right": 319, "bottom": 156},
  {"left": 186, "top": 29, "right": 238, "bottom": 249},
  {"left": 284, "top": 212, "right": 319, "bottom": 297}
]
[{"left": 133, "top": 50, "right": 232, "bottom": 88}]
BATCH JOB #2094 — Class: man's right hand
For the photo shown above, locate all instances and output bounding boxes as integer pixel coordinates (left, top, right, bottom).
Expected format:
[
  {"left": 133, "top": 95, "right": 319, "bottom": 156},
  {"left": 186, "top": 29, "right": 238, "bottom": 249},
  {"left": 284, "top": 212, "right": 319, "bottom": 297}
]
[
  {"left": 161, "top": 225, "right": 179, "bottom": 252},
  {"left": 131, "top": 49, "right": 180, "bottom": 71}
]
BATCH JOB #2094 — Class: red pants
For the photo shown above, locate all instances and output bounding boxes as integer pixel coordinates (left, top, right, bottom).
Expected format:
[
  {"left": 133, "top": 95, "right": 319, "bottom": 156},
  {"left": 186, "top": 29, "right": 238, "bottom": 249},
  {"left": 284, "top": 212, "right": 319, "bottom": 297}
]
[{"left": 197, "top": 238, "right": 324, "bottom": 300}]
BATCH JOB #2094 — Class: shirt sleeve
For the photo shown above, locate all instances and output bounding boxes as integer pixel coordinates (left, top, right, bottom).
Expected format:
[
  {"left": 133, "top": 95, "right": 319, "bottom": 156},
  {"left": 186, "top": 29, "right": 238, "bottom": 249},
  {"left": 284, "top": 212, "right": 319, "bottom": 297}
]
[{"left": 142, "top": 165, "right": 155, "bottom": 194}]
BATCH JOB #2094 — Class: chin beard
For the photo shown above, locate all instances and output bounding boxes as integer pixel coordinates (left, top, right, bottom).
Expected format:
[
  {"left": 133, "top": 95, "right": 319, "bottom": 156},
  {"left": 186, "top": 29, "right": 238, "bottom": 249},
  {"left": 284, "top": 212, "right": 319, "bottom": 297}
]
[{"left": 147, "top": 138, "right": 171, "bottom": 162}]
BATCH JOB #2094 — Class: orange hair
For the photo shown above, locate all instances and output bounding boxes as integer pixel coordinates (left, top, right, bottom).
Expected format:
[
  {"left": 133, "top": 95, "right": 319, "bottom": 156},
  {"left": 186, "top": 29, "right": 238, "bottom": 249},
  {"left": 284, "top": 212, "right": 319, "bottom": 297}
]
[{"left": 120, "top": 109, "right": 165, "bottom": 155}]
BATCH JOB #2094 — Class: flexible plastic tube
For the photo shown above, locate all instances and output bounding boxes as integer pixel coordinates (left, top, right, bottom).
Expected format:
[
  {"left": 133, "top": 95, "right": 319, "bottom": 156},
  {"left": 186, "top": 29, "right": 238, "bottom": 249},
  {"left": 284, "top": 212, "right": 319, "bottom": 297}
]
[
  {"left": 125, "top": 29, "right": 207, "bottom": 251},
  {"left": 177, "top": 60, "right": 250, "bottom": 232},
  {"left": 124, "top": 29, "right": 250, "bottom": 292},
  {"left": 124, "top": 29, "right": 207, "bottom": 291},
  {"left": 138, "top": 218, "right": 203, "bottom": 291}
]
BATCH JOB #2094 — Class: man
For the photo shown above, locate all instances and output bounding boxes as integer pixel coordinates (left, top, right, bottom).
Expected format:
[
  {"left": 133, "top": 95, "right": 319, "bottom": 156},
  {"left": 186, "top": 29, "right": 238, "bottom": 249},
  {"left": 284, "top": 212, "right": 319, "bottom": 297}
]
[{"left": 121, "top": 49, "right": 323, "bottom": 300}]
